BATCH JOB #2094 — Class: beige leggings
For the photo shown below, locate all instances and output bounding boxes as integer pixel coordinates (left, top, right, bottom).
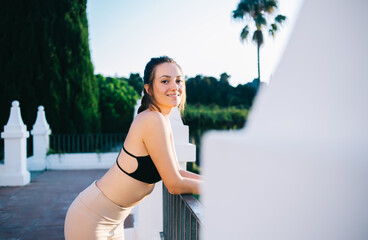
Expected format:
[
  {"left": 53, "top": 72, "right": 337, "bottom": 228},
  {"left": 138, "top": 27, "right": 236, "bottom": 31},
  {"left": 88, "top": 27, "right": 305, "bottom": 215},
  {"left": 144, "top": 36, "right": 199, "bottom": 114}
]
[{"left": 64, "top": 181, "right": 133, "bottom": 240}]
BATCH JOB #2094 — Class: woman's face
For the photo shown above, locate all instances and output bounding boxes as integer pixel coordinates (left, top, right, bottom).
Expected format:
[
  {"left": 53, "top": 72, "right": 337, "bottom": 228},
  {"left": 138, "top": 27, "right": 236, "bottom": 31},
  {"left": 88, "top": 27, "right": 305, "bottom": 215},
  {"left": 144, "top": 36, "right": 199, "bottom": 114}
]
[{"left": 145, "top": 62, "right": 184, "bottom": 112}]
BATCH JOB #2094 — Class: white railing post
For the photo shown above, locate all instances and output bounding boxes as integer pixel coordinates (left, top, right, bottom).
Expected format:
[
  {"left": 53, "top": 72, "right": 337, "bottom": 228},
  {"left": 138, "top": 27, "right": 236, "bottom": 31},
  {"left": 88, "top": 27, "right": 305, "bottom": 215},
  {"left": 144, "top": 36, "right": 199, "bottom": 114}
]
[
  {"left": 0, "top": 101, "right": 30, "bottom": 186},
  {"left": 134, "top": 106, "right": 196, "bottom": 240},
  {"left": 169, "top": 107, "right": 196, "bottom": 169},
  {"left": 28, "top": 106, "right": 51, "bottom": 171}
]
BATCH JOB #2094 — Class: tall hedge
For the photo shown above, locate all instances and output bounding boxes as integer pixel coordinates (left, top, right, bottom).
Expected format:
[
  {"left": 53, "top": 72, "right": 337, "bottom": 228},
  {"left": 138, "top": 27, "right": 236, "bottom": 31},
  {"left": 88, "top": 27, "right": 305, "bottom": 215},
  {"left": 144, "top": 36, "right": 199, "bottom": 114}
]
[{"left": 0, "top": 0, "right": 100, "bottom": 133}]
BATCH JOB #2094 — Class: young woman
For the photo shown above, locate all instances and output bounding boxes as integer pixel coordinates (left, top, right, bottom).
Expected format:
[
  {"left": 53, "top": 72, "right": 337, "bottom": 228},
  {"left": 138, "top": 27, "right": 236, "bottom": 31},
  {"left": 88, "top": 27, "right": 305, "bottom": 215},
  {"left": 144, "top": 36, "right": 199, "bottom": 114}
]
[{"left": 64, "top": 56, "right": 202, "bottom": 240}]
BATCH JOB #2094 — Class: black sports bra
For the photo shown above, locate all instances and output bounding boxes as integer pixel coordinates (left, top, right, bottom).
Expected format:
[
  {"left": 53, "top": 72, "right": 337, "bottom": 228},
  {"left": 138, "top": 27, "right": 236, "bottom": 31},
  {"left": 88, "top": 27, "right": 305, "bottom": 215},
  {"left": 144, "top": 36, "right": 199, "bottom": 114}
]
[{"left": 115, "top": 146, "right": 162, "bottom": 184}]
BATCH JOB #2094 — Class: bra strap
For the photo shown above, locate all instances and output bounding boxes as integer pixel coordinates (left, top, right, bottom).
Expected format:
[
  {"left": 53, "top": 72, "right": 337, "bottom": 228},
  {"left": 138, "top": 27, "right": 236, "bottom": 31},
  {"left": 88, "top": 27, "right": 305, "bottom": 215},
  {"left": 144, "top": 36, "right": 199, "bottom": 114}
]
[
  {"left": 123, "top": 145, "right": 137, "bottom": 158},
  {"left": 116, "top": 148, "right": 133, "bottom": 176}
]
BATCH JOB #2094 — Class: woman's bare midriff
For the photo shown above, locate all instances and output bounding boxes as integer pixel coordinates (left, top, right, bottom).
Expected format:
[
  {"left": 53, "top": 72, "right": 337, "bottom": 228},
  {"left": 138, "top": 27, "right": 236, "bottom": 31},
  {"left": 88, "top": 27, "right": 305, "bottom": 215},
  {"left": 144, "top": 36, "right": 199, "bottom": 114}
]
[{"left": 96, "top": 162, "right": 156, "bottom": 208}]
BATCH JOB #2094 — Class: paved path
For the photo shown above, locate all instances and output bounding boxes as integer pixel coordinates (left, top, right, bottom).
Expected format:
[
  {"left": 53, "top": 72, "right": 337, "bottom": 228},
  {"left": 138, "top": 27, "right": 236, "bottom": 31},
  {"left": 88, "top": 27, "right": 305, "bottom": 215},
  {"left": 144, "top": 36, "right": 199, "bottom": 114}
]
[{"left": 0, "top": 170, "right": 134, "bottom": 240}]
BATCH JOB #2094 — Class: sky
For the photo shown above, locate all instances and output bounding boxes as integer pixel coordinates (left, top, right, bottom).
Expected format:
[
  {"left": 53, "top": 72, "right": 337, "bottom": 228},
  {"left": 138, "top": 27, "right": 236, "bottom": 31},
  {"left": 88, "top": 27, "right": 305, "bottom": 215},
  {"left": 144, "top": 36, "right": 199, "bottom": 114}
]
[{"left": 86, "top": 0, "right": 303, "bottom": 86}]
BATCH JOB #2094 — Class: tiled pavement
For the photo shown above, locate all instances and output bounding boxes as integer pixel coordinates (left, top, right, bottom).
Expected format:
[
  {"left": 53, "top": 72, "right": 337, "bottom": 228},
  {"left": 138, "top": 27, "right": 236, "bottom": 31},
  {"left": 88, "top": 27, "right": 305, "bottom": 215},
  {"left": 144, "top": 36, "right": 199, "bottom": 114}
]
[{"left": 0, "top": 170, "right": 134, "bottom": 240}]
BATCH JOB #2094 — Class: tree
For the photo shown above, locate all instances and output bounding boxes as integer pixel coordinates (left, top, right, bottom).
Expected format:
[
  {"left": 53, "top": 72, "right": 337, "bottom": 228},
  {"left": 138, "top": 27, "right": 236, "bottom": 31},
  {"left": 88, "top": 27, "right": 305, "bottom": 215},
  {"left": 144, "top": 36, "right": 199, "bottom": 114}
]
[
  {"left": 0, "top": 0, "right": 100, "bottom": 134},
  {"left": 233, "top": 0, "right": 286, "bottom": 82},
  {"left": 185, "top": 73, "right": 257, "bottom": 109},
  {"left": 127, "top": 73, "right": 144, "bottom": 96},
  {"left": 96, "top": 75, "right": 139, "bottom": 133}
]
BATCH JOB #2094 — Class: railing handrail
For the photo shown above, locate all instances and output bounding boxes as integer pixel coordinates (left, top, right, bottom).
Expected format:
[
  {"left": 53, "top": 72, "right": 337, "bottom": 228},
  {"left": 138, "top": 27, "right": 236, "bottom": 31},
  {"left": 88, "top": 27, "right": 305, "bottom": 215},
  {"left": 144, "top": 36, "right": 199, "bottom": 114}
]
[{"left": 180, "top": 194, "right": 203, "bottom": 225}]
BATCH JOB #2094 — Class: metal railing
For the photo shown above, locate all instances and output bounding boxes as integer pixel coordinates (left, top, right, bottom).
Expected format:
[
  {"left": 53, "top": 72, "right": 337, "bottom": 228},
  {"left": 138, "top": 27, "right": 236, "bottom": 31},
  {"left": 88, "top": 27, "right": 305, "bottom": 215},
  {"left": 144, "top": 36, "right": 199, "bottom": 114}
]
[
  {"left": 162, "top": 184, "right": 203, "bottom": 240},
  {"left": 49, "top": 133, "right": 126, "bottom": 153}
]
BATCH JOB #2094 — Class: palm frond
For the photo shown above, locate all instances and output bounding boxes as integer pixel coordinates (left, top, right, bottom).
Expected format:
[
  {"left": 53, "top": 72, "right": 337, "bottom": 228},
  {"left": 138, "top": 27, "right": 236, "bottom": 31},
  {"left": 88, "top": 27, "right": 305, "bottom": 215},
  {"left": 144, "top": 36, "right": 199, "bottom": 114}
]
[
  {"left": 239, "top": 1, "right": 251, "bottom": 12},
  {"left": 232, "top": 1, "right": 252, "bottom": 19},
  {"left": 271, "top": 23, "right": 278, "bottom": 31},
  {"left": 255, "top": 14, "right": 267, "bottom": 29},
  {"left": 275, "top": 14, "right": 287, "bottom": 24},
  {"left": 240, "top": 25, "right": 250, "bottom": 41},
  {"left": 232, "top": 9, "right": 244, "bottom": 19},
  {"left": 269, "top": 23, "right": 278, "bottom": 37},
  {"left": 269, "top": 29, "right": 275, "bottom": 37},
  {"left": 264, "top": 0, "right": 277, "bottom": 13}
]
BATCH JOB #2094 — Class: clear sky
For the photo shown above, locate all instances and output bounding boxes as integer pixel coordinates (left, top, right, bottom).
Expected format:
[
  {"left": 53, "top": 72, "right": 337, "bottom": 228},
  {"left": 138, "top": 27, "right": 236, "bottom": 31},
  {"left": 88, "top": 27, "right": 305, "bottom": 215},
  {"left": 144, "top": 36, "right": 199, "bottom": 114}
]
[{"left": 86, "top": 0, "right": 302, "bottom": 86}]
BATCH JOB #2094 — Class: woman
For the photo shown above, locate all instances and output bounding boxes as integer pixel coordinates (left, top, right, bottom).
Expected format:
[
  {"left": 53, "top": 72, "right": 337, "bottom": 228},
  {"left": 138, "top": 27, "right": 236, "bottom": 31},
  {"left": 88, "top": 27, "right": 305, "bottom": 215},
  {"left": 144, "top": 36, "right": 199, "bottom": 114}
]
[{"left": 64, "top": 56, "right": 201, "bottom": 240}]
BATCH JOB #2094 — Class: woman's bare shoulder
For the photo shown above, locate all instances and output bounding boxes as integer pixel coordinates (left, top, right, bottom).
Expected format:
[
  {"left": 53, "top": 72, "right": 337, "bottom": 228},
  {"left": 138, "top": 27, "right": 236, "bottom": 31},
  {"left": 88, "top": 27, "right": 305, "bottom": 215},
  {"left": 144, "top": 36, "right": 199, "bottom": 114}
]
[
  {"left": 133, "top": 111, "right": 166, "bottom": 126},
  {"left": 124, "top": 111, "right": 168, "bottom": 152}
]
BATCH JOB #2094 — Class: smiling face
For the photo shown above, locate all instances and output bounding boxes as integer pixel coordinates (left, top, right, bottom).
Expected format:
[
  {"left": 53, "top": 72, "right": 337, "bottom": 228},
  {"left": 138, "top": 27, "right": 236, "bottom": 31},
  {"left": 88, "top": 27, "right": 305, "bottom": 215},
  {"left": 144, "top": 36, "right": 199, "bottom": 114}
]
[{"left": 144, "top": 62, "right": 185, "bottom": 114}]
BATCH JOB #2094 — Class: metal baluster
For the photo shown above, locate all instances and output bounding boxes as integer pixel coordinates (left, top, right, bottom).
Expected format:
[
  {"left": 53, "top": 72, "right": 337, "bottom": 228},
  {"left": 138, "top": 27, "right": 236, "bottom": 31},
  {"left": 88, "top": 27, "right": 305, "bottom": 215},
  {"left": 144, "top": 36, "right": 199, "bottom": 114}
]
[
  {"left": 163, "top": 185, "right": 167, "bottom": 239},
  {"left": 190, "top": 214, "right": 196, "bottom": 239},
  {"left": 180, "top": 197, "right": 183, "bottom": 240},
  {"left": 185, "top": 207, "right": 190, "bottom": 240},
  {"left": 67, "top": 135, "right": 70, "bottom": 152},
  {"left": 72, "top": 134, "right": 75, "bottom": 152},
  {"left": 62, "top": 134, "right": 65, "bottom": 152},
  {"left": 76, "top": 134, "right": 80, "bottom": 152},
  {"left": 91, "top": 134, "right": 96, "bottom": 152}
]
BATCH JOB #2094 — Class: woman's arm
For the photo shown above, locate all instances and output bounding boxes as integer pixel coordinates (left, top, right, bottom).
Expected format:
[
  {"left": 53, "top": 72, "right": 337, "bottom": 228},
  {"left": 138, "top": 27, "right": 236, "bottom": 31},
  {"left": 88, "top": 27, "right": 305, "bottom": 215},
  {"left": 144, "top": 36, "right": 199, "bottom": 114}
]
[
  {"left": 142, "top": 112, "right": 202, "bottom": 195},
  {"left": 179, "top": 169, "right": 201, "bottom": 180}
]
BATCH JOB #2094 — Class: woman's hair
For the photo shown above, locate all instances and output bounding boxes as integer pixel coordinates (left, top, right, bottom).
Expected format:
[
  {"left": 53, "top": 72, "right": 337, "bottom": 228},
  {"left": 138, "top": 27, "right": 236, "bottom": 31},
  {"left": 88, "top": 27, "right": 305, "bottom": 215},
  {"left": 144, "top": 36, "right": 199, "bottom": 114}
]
[{"left": 137, "top": 56, "right": 186, "bottom": 114}]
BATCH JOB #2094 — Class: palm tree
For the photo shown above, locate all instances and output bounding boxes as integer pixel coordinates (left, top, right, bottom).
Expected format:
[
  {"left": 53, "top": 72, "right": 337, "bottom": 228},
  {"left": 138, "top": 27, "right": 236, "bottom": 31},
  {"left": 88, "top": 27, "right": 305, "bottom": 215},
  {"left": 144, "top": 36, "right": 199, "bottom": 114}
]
[{"left": 233, "top": 0, "right": 286, "bottom": 83}]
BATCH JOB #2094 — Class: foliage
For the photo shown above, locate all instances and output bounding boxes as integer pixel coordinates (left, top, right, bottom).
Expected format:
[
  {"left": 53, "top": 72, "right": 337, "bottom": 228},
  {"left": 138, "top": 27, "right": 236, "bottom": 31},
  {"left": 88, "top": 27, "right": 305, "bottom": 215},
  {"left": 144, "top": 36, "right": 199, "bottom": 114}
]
[
  {"left": 0, "top": 0, "right": 100, "bottom": 134},
  {"left": 183, "top": 104, "right": 249, "bottom": 165},
  {"left": 183, "top": 104, "right": 248, "bottom": 133},
  {"left": 232, "top": 0, "right": 286, "bottom": 81},
  {"left": 187, "top": 162, "right": 201, "bottom": 175},
  {"left": 127, "top": 73, "right": 144, "bottom": 96},
  {"left": 186, "top": 74, "right": 258, "bottom": 109},
  {"left": 96, "top": 75, "right": 140, "bottom": 133}
]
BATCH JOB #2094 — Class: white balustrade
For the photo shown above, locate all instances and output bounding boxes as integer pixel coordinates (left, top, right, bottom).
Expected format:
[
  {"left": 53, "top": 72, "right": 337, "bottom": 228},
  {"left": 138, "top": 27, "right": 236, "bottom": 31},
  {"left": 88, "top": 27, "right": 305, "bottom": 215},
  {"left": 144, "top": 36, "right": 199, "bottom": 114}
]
[
  {"left": 0, "top": 101, "right": 30, "bottom": 186},
  {"left": 202, "top": 1, "right": 368, "bottom": 239}
]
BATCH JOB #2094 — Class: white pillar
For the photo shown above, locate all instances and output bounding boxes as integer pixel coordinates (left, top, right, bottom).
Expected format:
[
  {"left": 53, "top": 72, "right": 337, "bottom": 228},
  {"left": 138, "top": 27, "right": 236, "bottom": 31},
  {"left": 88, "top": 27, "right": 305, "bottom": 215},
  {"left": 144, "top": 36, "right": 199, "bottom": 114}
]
[
  {"left": 135, "top": 107, "right": 196, "bottom": 240},
  {"left": 169, "top": 107, "right": 196, "bottom": 169},
  {"left": 202, "top": 1, "right": 368, "bottom": 239},
  {"left": 0, "top": 101, "right": 30, "bottom": 186},
  {"left": 28, "top": 106, "right": 51, "bottom": 171},
  {"left": 134, "top": 99, "right": 141, "bottom": 117}
]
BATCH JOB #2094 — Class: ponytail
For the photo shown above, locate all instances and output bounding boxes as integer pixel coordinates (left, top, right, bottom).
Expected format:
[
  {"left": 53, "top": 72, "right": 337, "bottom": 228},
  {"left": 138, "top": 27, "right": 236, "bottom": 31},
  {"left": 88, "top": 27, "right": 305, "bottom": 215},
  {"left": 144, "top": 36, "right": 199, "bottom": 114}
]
[{"left": 137, "top": 89, "right": 161, "bottom": 113}]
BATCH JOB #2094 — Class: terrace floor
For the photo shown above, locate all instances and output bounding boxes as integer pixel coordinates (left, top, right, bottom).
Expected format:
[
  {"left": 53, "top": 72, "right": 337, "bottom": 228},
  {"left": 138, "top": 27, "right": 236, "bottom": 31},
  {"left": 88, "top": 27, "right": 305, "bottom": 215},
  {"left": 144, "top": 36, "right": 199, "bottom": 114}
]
[{"left": 0, "top": 170, "right": 134, "bottom": 240}]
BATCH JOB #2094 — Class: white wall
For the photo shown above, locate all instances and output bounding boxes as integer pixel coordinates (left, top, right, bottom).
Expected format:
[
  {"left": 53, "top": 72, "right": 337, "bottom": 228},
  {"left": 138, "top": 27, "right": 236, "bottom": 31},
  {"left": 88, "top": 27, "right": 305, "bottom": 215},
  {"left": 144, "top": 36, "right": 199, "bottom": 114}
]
[
  {"left": 202, "top": 0, "right": 368, "bottom": 239},
  {"left": 45, "top": 152, "right": 118, "bottom": 170}
]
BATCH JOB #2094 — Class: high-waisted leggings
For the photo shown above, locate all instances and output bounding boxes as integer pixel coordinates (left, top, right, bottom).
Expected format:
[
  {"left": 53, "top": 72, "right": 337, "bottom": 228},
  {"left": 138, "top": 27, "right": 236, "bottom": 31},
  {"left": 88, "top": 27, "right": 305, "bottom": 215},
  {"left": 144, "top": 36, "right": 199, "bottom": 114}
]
[{"left": 64, "top": 181, "right": 133, "bottom": 240}]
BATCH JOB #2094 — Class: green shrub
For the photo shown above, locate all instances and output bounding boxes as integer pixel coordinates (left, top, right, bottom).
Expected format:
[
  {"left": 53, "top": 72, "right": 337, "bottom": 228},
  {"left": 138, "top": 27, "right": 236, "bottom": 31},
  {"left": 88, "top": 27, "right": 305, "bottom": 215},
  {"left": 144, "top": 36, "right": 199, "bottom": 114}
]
[
  {"left": 183, "top": 104, "right": 248, "bottom": 165},
  {"left": 183, "top": 104, "right": 248, "bottom": 134},
  {"left": 97, "top": 75, "right": 140, "bottom": 133}
]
